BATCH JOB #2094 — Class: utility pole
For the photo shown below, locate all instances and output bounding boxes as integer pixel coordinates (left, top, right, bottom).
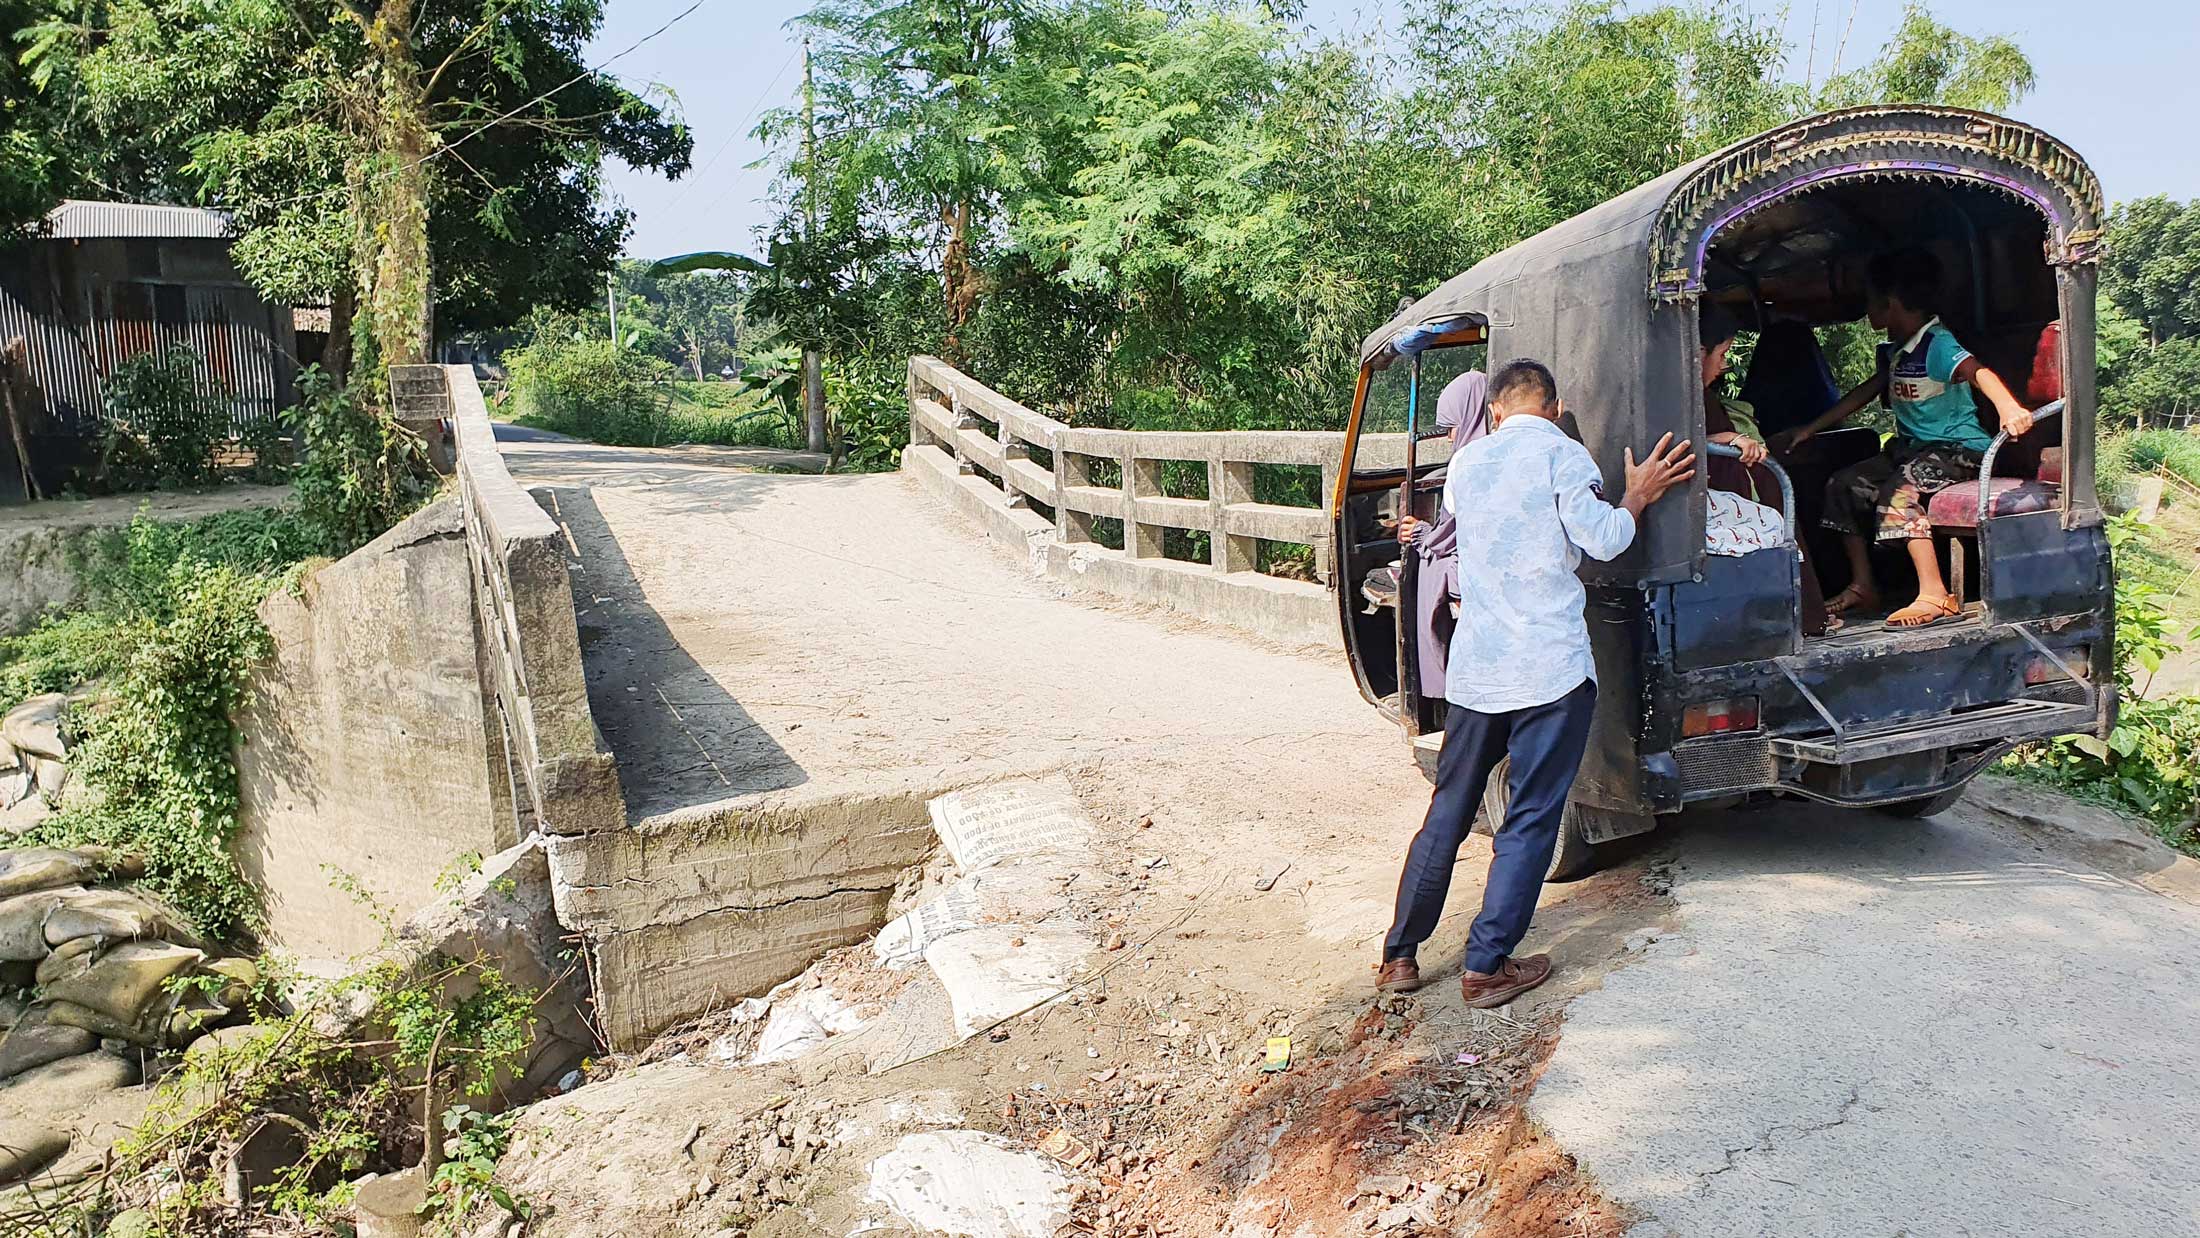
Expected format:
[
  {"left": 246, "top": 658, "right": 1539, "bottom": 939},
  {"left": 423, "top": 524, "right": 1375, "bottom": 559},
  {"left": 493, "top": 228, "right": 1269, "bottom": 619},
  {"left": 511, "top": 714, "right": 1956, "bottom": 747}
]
[
  {"left": 800, "top": 34, "right": 829, "bottom": 457},
  {"left": 607, "top": 269, "right": 619, "bottom": 348}
]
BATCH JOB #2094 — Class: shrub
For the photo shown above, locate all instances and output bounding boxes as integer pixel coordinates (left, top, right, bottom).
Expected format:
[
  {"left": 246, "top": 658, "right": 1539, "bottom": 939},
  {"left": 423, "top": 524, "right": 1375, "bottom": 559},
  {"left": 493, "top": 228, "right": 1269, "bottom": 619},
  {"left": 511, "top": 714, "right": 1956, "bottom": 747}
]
[
  {"left": 95, "top": 343, "right": 232, "bottom": 490},
  {"left": 15, "top": 952, "right": 541, "bottom": 1237},
  {"left": 1, "top": 509, "right": 322, "bottom": 937},
  {"left": 506, "top": 335, "right": 677, "bottom": 446},
  {"left": 828, "top": 363, "right": 909, "bottom": 471},
  {"left": 286, "top": 367, "right": 438, "bottom": 557},
  {"left": 2121, "top": 427, "right": 2200, "bottom": 489},
  {"left": 2005, "top": 514, "right": 2200, "bottom": 850}
]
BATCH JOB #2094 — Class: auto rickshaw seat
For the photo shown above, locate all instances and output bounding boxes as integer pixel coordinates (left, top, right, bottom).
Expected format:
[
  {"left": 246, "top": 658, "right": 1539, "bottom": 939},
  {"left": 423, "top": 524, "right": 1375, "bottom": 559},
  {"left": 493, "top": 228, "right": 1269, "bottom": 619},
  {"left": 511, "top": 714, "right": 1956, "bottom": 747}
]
[
  {"left": 1928, "top": 321, "right": 2066, "bottom": 532},
  {"left": 1924, "top": 454, "right": 2060, "bottom": 530}
]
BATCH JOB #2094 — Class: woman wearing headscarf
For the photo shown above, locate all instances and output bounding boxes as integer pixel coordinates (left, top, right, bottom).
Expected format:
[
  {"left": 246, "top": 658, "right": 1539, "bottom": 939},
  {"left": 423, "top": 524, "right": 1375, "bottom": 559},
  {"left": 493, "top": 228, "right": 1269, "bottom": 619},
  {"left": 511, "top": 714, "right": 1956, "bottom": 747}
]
[
  {"left": 1394, "top": 370, "right": 1489, "bottom": 690},
  {"left": 1700, "top": 304, "right": 1832, "bottom": 635}
]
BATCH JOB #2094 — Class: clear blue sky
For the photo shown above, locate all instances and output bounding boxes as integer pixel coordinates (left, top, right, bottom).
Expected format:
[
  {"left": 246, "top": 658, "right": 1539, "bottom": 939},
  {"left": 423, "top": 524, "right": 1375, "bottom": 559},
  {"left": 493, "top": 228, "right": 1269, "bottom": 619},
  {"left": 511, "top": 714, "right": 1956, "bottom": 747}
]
[{"left": 586, "top": 0, "right": 2200, "bottom": 260}]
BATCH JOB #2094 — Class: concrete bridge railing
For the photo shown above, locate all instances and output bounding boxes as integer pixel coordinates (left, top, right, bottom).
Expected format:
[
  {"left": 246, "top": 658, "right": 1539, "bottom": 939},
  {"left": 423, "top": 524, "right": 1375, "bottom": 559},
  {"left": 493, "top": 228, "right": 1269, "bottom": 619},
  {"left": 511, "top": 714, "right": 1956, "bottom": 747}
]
[
  {"left": 428, "top": 363, "right": 626, "bottom": 842},
  {"left": 905, "top": 355, "right": 1382, "bottom": 647}
]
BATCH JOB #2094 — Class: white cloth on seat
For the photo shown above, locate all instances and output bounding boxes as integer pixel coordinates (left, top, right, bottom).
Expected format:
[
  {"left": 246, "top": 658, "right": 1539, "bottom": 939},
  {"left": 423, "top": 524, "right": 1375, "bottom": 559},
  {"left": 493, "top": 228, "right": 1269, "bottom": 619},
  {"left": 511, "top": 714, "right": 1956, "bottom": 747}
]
[{"left": 1704, "top": 490, "right": 1786, "bottom": 558}]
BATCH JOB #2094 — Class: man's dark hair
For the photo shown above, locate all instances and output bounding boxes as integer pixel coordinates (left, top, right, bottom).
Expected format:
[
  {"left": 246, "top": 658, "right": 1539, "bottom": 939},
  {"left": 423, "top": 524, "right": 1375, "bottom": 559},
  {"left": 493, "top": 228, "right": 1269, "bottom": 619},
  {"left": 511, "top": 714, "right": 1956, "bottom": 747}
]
[
  {"left": 1699, "top": 301, "right": 1743, "bottom": 350},
  {"left": 1489, "top": 358, "right": 1557, "bottom": 408},
  {"left": 1867, "top": 248, "right": 1943, "bottom": 315}
]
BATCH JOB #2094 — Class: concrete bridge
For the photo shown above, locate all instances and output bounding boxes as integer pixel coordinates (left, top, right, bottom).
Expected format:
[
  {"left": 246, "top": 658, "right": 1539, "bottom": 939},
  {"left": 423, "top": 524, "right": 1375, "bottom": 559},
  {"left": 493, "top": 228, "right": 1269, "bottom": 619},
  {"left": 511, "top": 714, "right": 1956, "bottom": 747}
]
[
  {"left": 430, "top": 358, "right": 1426, "bottom": 1048},
  {"left": 376, "top": 360, "right": 2200, "bottom": 1235}
]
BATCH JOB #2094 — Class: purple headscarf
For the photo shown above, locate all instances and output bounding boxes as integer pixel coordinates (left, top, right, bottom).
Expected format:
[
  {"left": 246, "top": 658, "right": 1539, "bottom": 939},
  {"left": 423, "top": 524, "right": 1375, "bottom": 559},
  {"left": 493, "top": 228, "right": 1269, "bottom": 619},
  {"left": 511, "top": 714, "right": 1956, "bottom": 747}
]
[
  {"left": 1435, "top": 370, "right": 1490, "bottom": 449},
  {"left": 1412, "top": 370, "right": 1489, "bottom": 691}
]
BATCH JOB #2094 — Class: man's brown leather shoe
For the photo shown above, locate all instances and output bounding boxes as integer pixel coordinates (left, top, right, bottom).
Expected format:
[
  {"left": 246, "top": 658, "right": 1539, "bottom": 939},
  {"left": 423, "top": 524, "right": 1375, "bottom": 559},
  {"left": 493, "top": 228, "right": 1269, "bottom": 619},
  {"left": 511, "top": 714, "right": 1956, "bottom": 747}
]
[
  {"left": 1375, "top": 957, "right": 1422, "bottom": 994},
  {"left": 1458, "top": 953, "right": 1551, "bottom": 1008}
]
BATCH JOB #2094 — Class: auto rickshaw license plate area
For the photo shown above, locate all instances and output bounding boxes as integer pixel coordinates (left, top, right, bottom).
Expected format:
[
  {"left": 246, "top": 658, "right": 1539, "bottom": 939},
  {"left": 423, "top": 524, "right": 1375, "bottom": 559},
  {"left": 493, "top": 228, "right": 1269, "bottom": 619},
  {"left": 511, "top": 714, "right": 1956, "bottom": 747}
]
[{"left": 1655, "top": 609, "right": 2103, "bottom": 809}]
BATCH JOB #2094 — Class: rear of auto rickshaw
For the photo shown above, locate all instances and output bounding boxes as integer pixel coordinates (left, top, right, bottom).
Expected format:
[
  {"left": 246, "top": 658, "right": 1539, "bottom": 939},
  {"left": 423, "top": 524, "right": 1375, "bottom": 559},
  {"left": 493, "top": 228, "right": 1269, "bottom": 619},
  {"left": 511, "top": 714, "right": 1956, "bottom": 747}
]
[{"left": 1332, "top": 106, "right": 2116, "bottom": 878}]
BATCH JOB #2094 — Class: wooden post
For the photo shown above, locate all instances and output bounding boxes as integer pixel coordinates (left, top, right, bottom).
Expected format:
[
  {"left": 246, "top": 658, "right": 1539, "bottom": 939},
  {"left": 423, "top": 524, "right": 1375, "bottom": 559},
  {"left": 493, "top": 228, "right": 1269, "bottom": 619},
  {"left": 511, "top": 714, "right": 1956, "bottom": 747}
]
[{"left": 1, "top": 338, "right": 43, "bottom": 501}]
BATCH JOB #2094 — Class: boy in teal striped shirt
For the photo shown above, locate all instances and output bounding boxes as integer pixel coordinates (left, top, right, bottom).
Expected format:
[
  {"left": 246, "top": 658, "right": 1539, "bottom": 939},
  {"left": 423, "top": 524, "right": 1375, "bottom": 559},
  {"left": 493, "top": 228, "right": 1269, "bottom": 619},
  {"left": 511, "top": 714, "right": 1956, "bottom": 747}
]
[{"left": 1773, "top": 249, "right": 2036, "bottom": 628}]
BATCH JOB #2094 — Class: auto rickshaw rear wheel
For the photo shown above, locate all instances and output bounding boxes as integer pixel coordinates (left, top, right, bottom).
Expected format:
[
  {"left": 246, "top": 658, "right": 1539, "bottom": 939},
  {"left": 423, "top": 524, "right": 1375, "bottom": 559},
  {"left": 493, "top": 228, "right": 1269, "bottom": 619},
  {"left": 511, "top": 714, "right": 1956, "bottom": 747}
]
[
  {"left": 1478, "top": 756, "right": 1599, "bottom": 883},
  {"left": 1877, "top": 785, "right": 1968, "bottom": 818}
]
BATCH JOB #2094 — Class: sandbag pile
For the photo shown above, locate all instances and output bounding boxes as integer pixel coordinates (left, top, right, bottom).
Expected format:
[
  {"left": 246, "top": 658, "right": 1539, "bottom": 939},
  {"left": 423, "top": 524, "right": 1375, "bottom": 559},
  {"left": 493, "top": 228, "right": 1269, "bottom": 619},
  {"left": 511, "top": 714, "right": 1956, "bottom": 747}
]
[
  {"left": 0, "top": 843, "right": 269, "bottom": 1194},
  {"left": 0, "top": 845, "right": 257, "bottom": 1075},
  {"left": 0, "top": 694, "right": 71, "bottom": 813}
]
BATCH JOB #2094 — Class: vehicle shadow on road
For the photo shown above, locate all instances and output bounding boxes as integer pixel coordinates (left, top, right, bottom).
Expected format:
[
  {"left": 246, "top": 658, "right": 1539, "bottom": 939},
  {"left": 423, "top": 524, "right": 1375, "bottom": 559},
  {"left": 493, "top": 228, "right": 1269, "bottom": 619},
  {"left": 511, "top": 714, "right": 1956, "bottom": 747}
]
[{"left": 537, "top": 484, "right": 808, "bottom": 819}]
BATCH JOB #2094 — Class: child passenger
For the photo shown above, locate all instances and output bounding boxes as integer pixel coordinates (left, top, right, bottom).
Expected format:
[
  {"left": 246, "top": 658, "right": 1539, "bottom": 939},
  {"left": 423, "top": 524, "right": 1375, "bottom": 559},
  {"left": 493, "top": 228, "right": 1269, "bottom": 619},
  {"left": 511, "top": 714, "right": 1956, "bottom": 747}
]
[{"left": 1772, "top": 249, "right": 2036, "bottom": 628}]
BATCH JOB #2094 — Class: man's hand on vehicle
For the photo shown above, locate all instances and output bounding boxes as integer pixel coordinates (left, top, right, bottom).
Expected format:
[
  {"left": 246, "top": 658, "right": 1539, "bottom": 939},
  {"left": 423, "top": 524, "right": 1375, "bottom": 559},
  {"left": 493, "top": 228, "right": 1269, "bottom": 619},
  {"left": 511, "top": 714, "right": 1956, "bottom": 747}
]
[
  {"left": 1621, "top": 433, "right": 1696, "bottom": 519},
  {"left": 1998, "top": 402, "right": 2035, "bottom": 438},
  {"left": 1395, "top": 515, "right": 1422, "bottom": 545}
]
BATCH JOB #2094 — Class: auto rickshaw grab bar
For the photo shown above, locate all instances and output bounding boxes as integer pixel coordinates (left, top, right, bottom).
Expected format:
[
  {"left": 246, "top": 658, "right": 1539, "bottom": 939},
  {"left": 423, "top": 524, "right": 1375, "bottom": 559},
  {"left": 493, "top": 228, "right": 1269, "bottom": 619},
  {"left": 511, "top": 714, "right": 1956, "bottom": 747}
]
[
  {"left": 1702, "top": 440, "right": 1797, "bottom": 539},
  {"left": 1977, "top": 399, "right": 2065, "bottom": 525}
]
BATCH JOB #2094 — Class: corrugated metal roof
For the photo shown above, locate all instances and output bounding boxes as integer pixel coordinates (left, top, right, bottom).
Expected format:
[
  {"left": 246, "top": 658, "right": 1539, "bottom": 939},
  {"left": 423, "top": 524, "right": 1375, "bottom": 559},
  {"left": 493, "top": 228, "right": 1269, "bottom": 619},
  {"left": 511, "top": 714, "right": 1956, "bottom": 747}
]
[{"left": 46, "top": 199, "right": 235, "bottom": 240}]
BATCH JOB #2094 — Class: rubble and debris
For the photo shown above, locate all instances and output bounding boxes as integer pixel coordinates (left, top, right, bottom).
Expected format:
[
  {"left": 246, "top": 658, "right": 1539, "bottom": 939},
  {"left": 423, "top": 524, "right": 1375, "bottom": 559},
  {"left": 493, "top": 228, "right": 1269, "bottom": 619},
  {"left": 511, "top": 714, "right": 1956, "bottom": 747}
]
[
  {"left": 750, "top": 984, "right": 868, "bottom": 1065},
  {"left": 927, "top": 777, "right": 1097, "bottom": 872},
  {"left": 1038, "top": 1127, "right": 1094, "bottom": 1168}
]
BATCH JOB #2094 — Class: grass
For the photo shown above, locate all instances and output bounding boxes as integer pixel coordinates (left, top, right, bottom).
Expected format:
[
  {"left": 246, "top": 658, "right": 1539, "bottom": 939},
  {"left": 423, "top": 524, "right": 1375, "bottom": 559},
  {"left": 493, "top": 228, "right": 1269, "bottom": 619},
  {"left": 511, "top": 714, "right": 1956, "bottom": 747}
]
[
  {"left": 657, "top": 382, "right": 801, "bottom": 447},
  {"left": 2103, "top": 428, "right": 2200, "bottom": 640}
]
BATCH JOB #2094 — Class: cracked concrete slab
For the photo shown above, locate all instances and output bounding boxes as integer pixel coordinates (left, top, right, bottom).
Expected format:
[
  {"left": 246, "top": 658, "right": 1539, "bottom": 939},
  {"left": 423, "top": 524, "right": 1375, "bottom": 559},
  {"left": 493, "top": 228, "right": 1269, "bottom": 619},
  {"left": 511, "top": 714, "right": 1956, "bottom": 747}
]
[{"left": 1533, "top": 793, "right": 2200, "bottom": 1237}]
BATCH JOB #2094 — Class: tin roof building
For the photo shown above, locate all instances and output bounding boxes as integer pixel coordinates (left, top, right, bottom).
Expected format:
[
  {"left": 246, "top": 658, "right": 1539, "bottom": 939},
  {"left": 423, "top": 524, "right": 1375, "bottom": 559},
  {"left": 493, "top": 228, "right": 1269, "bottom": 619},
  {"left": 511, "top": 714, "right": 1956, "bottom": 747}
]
[{"left": 1, "top": 200, "right": 297, "bottom": 501}]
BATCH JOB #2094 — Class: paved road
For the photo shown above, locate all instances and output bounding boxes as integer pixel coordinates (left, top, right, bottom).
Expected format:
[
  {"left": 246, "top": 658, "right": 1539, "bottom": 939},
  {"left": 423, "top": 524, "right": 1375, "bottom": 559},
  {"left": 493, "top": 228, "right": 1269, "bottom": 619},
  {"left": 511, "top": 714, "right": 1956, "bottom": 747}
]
[
  {"left": 1537, "top": 783, "right": 2200, "bottom": 1237},
  {"left": 498, "top": 431, "right": 2200, "bottom": 1237}
]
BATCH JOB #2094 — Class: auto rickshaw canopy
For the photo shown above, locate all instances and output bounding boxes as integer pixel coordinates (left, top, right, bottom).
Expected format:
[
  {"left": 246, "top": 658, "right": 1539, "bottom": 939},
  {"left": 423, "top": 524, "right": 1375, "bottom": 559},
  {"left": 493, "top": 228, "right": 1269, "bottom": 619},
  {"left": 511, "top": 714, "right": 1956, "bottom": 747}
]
[{"left": 1355, "top": 105, "right": 2104, "bottom": 587}]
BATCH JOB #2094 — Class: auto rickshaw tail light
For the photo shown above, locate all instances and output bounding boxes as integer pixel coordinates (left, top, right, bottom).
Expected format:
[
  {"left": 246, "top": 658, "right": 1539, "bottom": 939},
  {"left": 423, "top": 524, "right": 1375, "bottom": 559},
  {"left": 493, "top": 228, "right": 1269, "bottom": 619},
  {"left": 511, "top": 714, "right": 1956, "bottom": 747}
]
[
  {"left": 1682, "top": 697, "right": 1760, "bottom": 738},
  {"left": 2024, "top": 648, "right": 2091, "bottom": 684}
]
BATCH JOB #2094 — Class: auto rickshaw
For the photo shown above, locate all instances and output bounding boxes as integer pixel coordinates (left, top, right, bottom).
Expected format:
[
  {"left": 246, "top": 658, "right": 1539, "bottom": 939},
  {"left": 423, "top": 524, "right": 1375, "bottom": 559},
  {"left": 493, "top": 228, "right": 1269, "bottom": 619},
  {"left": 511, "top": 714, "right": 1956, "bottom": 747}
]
[{"left": 1332, "top": 106, "right": 2115, "bottom": 878}]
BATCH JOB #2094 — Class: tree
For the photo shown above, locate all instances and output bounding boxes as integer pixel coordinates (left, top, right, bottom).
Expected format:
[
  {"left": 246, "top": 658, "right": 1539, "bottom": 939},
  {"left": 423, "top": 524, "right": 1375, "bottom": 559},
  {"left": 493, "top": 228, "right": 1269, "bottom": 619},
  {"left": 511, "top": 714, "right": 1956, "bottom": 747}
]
[
  {"left": 652, "top": 271, "right": 744, "bottom": 381},
  {"left": 784, "top": 1, "right": 1052, "bottom": 357},
  {"left": 1470, "top": 3, "right": 1797, "bottom": 224},
  {"left": 1819, "top": 2, "right": 2035, "bottom": 113},
  {"left": 40, "top": 0, "right": 691, "bottom": 380},
  {"left": 2100, "top": 197, "right": 2200, "bottom": 424},
  {"left": 2103, "top": 196, "right": 2200, "bottom": 347},
  {"left": 754, "top": 0, "right": 2045, "bottom": 447},
  {"left": 0, "top": 0, "right": 75, "bottom": 234}
]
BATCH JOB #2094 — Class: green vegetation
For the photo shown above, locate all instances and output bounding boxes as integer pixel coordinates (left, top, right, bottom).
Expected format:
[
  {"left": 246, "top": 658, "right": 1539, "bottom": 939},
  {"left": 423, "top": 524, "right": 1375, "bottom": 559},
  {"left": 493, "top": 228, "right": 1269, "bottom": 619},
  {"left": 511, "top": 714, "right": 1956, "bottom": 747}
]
[
  {"left": 2006, "top": 515, "right": 2200, "bottom": 851},
  {"left": 2100, "top": 196, "right": 2200, "bottom": 428},
  {"left": 2098, "top": 428, "right": 2200, "bottom": 638},
  {"left": 505, "top": 333, "right": 804, "bottom": 450},
  {"left": 14, "top": 952, "right": 541, "bottom": 1236},
  {"left": 285, "top": 369, "right": 439, "bottom": 553},
  {"left": 14, "top": 0, "right": 690, "bottom": 378},
  {"left": 90, "top": 343, "right": 234, "bottom": 493},
  {"left": 2104, "top": 428, "right": 2200, "bottom": 490},
  {"left": 747, "top": 0, "right": 2037, "bottom": 452},
  {"left": 0, "top": 374, "right": 435, "bottom": 939},
  {"left": 0, "top": 509, "right": 317, "bottom": 936}
]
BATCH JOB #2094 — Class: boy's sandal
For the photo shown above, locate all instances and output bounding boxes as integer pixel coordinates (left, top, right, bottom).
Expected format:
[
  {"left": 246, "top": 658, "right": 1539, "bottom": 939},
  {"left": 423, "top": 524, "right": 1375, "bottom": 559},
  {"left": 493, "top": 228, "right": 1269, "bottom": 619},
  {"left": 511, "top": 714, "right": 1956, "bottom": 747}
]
[{"left": 1886, "top": 595, "right": 1961, "bottom": 628}]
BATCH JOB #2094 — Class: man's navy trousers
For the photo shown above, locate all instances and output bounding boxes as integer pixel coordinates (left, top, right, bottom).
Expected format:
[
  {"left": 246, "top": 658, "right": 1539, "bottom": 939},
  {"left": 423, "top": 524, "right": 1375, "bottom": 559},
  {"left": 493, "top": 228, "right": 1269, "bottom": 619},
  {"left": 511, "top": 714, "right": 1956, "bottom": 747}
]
[{"left": 1383, "top": 678, "right": 1597, "bottom": 974}]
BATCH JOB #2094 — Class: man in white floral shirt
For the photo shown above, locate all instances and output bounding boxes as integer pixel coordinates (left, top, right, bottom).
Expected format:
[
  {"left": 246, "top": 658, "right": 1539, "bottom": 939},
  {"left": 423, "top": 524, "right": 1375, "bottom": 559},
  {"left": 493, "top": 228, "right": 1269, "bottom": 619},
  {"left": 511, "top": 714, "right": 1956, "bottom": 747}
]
[{"left": 1378, "top": 359, "right": 1695, "bottom": 1007}]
